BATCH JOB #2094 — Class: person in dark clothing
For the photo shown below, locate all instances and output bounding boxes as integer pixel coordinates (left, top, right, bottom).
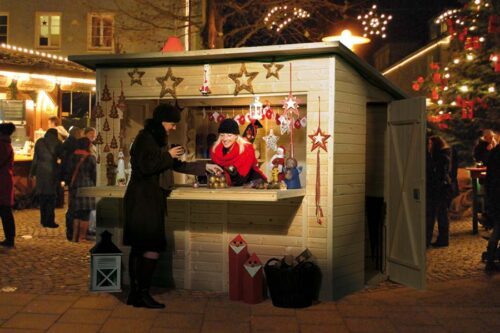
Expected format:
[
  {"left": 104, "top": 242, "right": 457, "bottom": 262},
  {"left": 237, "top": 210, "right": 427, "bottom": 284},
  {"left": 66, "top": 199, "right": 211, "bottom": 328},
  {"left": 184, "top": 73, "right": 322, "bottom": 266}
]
[
  {"left": 0, "top": 123, "right": 16, "bottom": 248},
  {"left": 67, "top": 137, "right": 96, "bottom": 242},
  {"left": 426, "top": 136, "right": 452, "bottom": 247},
  {"left": 30, "top": 128, "right": 62, "bottom": 228},
  {"left": 61, "top": 126, "right": 82, "bottom": 240},
  {"left": 210, "top": 118, "right": 267, "bottom": 186},
  {"left": 124, "top": 103, "right": 221, "bottom": 308},
  {"left": 485, "top": 144, "right": 500, "bottom": 272},
  {"left": 474, "top": 129, "right": 497, "bottom": 165}
]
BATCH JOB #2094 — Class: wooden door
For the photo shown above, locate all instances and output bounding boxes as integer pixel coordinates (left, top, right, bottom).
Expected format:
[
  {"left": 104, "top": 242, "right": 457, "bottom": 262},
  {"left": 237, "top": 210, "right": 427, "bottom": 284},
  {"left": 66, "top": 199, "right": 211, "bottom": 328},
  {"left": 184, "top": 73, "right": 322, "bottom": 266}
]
[{"left": 386, "top": 97, "right": 426, "bottom": 289}]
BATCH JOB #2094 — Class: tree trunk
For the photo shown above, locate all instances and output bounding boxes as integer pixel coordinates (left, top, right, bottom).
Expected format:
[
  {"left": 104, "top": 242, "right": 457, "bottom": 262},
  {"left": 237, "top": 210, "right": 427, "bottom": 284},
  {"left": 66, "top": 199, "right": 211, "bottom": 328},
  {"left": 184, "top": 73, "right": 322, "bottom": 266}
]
[{"left": 206, "top": 0, "right": 217, "bottom": 49}]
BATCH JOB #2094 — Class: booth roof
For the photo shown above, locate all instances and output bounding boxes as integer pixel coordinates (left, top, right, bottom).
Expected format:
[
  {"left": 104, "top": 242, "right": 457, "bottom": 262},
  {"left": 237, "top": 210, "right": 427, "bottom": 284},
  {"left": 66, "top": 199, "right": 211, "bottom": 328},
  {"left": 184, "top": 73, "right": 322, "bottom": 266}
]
[
  {"left": 69, "top": 42, "right": 407, "bottom": 99},
  {"left": 0, "top": 48, "right": 94, "bottom": 79}
]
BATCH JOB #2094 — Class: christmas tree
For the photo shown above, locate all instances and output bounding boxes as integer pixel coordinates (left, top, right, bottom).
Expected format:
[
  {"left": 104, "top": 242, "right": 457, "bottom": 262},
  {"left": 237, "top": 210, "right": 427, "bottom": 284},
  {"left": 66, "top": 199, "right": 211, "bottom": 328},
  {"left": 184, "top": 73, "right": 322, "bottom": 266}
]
[{"left": 411, "top": 0, "right": 499, "bottom": 165}]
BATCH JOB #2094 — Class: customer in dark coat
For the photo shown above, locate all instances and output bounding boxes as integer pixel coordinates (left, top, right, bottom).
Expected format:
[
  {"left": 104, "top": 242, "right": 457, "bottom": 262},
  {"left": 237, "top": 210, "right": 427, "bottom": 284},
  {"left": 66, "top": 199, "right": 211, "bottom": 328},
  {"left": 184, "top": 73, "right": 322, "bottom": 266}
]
[
  {"left": 426, "top": 136, "right": 452, "bottom": 247},
  {"left": 61, "top": 126, "right": 82, "bottom": 240},
  {"left": 0, "top": 123, "right": 16, "bottom": 248},
  {"left": 474, "top": 129, "right": 497, "bottom": 165},
  {"left": 485, "top": 144, "right": 500, "bottom": 272},
  {"left": 67, "top": 137, "right": 96, "bottom": 242},
  {"left": 30, "top": 128, "right": 62, "bottom": 228},
  {"left": 124, "top": 103, "right": 221, "bottom": 308}
]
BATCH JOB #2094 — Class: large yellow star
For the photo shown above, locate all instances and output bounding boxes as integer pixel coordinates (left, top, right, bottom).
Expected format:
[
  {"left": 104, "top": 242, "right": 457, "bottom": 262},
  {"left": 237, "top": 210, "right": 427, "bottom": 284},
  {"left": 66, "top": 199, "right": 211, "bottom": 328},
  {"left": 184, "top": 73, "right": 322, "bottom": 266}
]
[
  {"left": 263, "top": 62, "right": 284, "bottom": 79},
  {"left": 128, "top": 68, "right": 145, "bottom": 86},
  {"left": 156, "top": 67, "right": 184, "bottom": 98},
  {"left": 228, "top": 63, "right": 259, "bottom": 96},
  {"left": 308, "top": 127, "right": 331, "bottom": 152}
]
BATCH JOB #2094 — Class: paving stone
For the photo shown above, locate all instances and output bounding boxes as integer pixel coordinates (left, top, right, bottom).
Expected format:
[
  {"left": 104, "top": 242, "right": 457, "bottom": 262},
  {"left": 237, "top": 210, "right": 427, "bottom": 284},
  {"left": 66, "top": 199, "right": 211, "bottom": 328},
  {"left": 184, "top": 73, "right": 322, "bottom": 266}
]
[
  {"left": 0, "top": 294, "right": 37, "bottom": 306},
  {"left": 0, "top": 306, "right": 22, "bottom": 320},
  {"left": 58, "top": 308, "right": 111, "bottom": 324},
  {"left": 251, "top": 316, "right": 298, "bottom": 332},
  {"left": 0, "top": 329, "right": 44, "bottom": 333},
  {"left": 300, "top": 324, "right": 350, "bottom": 333},
  {"left": 201, "top": 320, "right": 250, "bottom": 333},
  {"left": 99, "top": 317, "right": 154, "bottom": 333},
  {"left": 296, "top": 310, "right": 344, "bottom": 325},
  {"left": 1, "top": 313, "right": 58, "bottom": 330},
  {"left": 46, "top": 323, "right": 101, "bottom": 333},
  {"left": 336, "top": 304, "right": 385, "bottom": 317},
  {"left": 22, "top": 299, "right": 73, "bottom": 314},
  {"left": 205, "top": 304, "right": 250, "bottom": 322},
  {"left": 153, "top": 313, "right": 203, "bottom": 330},
  {"left": 344, "top": 318, "right": 398, "bottom": 333},
  {"left": 110, "top": 304, "right": 161, "bottom": 320},
  {"left": 71, "top": 295, "right": 120, "bottom": 310},
  {"left": 251, "top": 301, "right": 296, "bottom": 317}
]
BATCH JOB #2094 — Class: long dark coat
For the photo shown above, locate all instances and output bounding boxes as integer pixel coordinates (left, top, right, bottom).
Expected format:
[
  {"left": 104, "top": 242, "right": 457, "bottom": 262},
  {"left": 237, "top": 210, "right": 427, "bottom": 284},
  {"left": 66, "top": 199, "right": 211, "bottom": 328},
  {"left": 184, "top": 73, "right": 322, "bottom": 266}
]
[
  {"left": 67, "top": 151, "right": 96, "bottom": 212},
  {"left": 30, "top": 132, "right": 62, "bottom": 195},
  {"left": 428, "top": 147, "right": 452, "bottom": 201},
  {"left": 0, "top": 134, "right": 14, "bottom": 206},
  {"left": 123, "top": 121, "right": 206, "bottom": 252}
]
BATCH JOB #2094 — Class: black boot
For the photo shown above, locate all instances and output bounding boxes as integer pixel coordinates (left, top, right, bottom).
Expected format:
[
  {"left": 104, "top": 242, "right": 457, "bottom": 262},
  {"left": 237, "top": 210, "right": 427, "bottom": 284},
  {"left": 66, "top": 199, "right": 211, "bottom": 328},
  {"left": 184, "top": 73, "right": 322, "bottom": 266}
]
[
  {"left": 126, "top": 250, "right": 139, "bottom": 305},
  {"left": 133, "top": 257, "right": 165, "bottom": 309}
]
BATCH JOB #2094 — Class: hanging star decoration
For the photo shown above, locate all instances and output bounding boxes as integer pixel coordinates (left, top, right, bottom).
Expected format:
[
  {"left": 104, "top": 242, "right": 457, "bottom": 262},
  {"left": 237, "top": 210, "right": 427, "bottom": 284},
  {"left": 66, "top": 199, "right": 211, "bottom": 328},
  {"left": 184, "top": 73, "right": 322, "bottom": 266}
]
[
  {"left": 128, "top": 68, "right": 145, "bottom": 86},
  {"left": 156, "top": 67, "right": 184, "bottom": 98},
  {"left": 228, "top": 63, "right": 259, "bottom": 96},
  {"left": 282, "top": 93, "right": 300, "bottom": 118},
  {"left": 309, "top": 96, "right": 331, "bottom": 225},
  {"left": 309, "top": 127, "right": 331, "bottom": 152},
  {"left": 263, "top": 62, "right": 284, "bottom": 79},
  {"left": 262, "top": 129, "right": 280, "bottom": 151}
]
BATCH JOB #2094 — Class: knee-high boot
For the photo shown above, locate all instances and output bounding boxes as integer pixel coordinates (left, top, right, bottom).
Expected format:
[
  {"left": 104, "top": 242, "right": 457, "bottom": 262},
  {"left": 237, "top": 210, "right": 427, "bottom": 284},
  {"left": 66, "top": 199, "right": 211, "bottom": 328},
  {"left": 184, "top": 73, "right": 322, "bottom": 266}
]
[
  {"left": 134, "top": 257, "right": 165, "bottom": 309},
  {"left": 72, "top": 220, "right": 80, "bottom": 242},
  {"left": 126, "top": 250, "right": 139, "bottom": 305}
]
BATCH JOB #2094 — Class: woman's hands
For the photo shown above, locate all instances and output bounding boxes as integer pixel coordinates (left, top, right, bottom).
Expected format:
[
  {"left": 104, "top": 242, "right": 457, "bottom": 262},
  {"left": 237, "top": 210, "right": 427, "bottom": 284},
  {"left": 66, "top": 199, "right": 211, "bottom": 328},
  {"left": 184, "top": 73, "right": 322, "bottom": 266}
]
[
  {"left": 206, "top": 163, "right": 224, "bottom": 174},
  {"left": 168, "top": 146, "right": 184, "bottom": 158}
]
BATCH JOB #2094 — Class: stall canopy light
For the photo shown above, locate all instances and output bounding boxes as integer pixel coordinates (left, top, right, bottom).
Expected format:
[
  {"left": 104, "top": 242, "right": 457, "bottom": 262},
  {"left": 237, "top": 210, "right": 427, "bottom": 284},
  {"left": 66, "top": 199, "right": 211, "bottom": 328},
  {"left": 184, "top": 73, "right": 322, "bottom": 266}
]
[
  {"left": 0, "top": 43, "right": 68, "bottom": 62},
  {"left": 0, "top": 70, "right": 95, "bottom": 86},
  {"left": 322, "top": 29, "right": 370, "bottom": 51}
]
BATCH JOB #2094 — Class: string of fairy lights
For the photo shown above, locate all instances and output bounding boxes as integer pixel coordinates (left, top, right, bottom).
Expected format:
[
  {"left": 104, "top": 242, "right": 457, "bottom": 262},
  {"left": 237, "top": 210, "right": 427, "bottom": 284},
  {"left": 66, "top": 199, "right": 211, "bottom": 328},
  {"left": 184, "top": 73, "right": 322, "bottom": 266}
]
[
  {"left": 264, "top": 5, "right": 311, "bottom": 32},
  {"left": 357, "top": 4, "right": 392, "bottom": 39}
]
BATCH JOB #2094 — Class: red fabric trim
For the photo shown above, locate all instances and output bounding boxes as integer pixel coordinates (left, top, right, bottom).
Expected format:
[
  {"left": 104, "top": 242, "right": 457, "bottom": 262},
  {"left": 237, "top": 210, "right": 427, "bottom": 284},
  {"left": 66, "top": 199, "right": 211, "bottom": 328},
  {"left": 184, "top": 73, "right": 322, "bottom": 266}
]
[{"left": 74, "top": 149, "right": 91, "bottom": 156}]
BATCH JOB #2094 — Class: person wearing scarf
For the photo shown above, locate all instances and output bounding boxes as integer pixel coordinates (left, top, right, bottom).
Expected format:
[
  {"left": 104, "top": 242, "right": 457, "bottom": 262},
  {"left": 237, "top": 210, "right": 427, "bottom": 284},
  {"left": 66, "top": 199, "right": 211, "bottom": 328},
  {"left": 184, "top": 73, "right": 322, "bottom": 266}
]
[
  {"left": 210, "top": 118, "right": 267, "bottom": 186},
  {"left": 124, "top": 103, "right": 221, "bottom": 309},
  {"left": 67, "top": 137, "right": 96, "bottom": 242}
]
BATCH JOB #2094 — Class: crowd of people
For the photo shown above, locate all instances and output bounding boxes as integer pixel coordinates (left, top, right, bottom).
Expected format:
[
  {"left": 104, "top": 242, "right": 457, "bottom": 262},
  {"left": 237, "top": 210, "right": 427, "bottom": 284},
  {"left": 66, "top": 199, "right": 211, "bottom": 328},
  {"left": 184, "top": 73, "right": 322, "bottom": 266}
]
[{"left": 426, "top": 129, "right": 500, "bottom": 273}]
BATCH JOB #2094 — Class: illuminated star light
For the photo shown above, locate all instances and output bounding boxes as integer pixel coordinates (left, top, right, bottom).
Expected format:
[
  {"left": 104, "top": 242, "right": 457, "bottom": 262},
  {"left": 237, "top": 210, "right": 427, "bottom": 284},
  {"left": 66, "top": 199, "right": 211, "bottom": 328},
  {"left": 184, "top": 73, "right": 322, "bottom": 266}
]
[
  {"left": 264, "top": 6, "right": 311, "bottom": 32},
  {"left": 357, "top": 4, "right": 392, "bottom": 39}
]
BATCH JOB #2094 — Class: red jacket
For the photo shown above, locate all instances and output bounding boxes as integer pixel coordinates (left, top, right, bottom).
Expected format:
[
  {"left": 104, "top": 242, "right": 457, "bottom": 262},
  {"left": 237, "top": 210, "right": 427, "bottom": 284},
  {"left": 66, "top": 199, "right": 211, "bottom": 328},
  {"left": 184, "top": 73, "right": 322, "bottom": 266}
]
[
  {"left": 210, "top": 141, "right": 267, "bottom": 185},
  {"left": 0, "top": 135, "right": 14, "bottom": 206}
]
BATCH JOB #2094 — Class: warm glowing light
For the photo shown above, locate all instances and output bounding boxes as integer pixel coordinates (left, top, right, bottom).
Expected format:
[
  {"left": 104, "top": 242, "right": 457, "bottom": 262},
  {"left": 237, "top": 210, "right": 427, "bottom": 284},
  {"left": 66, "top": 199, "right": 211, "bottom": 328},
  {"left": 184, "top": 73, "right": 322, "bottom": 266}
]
[
  {"left": 444, "top": 86, "right": 449, "bottom": 91},
  {"left": 438, "top": 100, "right": 443, "bottom": 105},
  {"left": 451, "top": 101, "right": 457, "bottom": 106},
  {"left": 0, "top": 70, "right": 95, "bottom": 86},
  {"left": 466, "top": 54, "right": 474, "bottom": 61},
  {"left": 444, "top": 73, "right": 450, "bottom": 79},
  {"left": 265, "top": 6, "right": 310, "bottom": 31},
  {"left": 459, "top": 85, "right": 468, "bottom": 92},
  {"left": 0, "top": 43, "right": 69, "bottom": 62},
  {"left": 357, "top": 4, "right": 392, "bottom": 39},
  {"left": 453, "top": 58, "right": 460, "bottom": 64},
  {"left": 488, "top": 86, "right": 495, "bottom": 93},
  {"left": 322, "top": 29, "right": 370, "bottom": 50}
]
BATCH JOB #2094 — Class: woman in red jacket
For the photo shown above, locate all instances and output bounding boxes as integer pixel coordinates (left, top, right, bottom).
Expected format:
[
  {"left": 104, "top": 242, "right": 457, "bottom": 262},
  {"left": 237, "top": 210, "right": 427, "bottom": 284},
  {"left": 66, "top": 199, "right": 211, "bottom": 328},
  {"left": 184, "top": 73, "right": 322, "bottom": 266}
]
[
  {"left": 0, "top": 123, "right": 16, "bottom": 248},
  {"left": 210, "top": 118, "right": 267, "bottom": 186}
]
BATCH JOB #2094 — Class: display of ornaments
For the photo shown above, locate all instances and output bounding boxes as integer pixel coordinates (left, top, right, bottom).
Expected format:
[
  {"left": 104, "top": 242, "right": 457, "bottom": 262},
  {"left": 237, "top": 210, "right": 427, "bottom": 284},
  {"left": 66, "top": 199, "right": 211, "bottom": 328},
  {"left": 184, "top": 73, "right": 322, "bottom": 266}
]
[
  {"left": 208, "top": 173, "right": 228, "bottom": 189},
  {"left": 101, "top": 77, "right": 112, "bottom": 101},
  {"left": 262, "top": 129, "right": 279, "bottom": 151},
  {"left": 117, "top": 81, "right": 126, "bottom": 111},
  {"left": 199, "top": 64, "right": 212, "bottom": 95},
  {"left": 279, "top": 115, "right": 290, "bottom": 134},
  {"left": 102, "top": 118, "right": 110, "bottom": 131},
  {"left": 93, "top": 102, "right": 104, "bottom": 119},
  {"left": 110, "top": 135, "right": 118, "bottom": 149},
  {"left": 103, "top": 143, "right": 110, "bottom": 152},
  {"left": 108, "top": 97, "right": 119, "bottom": 119},
  {"left": 94, "top": 132, "right": 104, "bottom": 145}
]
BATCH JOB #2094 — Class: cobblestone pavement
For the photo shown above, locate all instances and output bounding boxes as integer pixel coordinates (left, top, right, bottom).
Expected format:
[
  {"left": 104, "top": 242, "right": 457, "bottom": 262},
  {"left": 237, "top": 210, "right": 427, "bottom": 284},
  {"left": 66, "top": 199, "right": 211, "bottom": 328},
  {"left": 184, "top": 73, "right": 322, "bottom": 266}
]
[{"left": 1, "top": 207, "right": 499, "bottom": 333}]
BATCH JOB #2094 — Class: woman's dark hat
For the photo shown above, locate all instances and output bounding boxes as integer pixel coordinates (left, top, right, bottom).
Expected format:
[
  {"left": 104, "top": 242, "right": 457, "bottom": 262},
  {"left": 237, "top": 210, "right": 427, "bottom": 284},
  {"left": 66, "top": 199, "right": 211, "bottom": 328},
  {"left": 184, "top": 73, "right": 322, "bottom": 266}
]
[
  {"left": 153, "top": 103, "right": 181, "bottom": 123},
  {"left": 218, "top": 118, "right": 240, "bottom": 135}
]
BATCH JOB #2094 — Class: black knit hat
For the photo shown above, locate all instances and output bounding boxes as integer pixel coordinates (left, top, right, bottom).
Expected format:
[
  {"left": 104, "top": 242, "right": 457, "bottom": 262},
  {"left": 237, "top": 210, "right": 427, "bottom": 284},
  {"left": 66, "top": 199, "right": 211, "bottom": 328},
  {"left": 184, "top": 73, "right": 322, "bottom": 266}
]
[
  {"left": 153, "top": 103, "right": 181, "bottom": 123},
  {"left": 0, "top": 122, "right": 16, "bottom": 136},
  {"left": 218, "top": 118, "right": 240, "bottom": 135}
]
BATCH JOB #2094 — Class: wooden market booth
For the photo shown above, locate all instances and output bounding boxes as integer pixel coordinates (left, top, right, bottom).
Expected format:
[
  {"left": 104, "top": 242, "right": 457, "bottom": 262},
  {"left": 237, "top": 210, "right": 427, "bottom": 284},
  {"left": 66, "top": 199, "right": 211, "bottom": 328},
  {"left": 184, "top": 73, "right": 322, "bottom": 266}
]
[
  {"left": 0, "top": 43, "right": 95, "bottom": 208},
  {"left": 70, "top": 42, "right": 427, "bottom": 300}
]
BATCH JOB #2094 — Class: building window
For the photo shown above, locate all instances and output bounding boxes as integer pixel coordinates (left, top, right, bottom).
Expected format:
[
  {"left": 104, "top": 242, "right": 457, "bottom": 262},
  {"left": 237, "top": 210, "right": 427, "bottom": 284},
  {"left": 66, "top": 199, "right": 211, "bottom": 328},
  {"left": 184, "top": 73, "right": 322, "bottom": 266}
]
[
  {"left": 0, "top": 13, "right": 8, "bottom": 44},
  {"left": 88, "top": 13, "right": 114, "bottom": 50},
  {"left": 36, "top": 13, "right": 61, "bottom": 48},
  {"left": 62, "top": 91, "right": 96, "bottom": 118}
]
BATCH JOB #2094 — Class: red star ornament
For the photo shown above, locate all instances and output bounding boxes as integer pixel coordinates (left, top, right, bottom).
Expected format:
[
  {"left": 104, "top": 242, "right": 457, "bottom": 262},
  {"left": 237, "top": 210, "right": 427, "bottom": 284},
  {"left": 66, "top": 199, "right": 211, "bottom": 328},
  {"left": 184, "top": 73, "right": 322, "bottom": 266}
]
[{"left": 309, "top": 127, "right": 331, "bottom": 152}]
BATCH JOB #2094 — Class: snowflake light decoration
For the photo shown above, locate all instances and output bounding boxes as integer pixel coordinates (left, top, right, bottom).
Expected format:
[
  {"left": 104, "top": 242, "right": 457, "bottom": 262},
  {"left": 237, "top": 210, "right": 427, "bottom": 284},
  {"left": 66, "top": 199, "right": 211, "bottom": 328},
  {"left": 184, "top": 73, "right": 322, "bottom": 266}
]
[
  {"left": 264, "top": 6, "right": 311, "bottom": 32},
  {"left": 357, "top": 4, "right": 392, "bottom": 39}
]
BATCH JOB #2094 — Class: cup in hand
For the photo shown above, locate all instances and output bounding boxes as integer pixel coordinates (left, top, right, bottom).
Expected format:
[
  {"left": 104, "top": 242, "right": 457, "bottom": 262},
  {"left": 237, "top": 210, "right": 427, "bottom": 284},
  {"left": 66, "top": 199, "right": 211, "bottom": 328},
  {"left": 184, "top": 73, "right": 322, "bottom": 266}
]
[{"left": 170, "top": 144, "right": 185, "bottom": 157}]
